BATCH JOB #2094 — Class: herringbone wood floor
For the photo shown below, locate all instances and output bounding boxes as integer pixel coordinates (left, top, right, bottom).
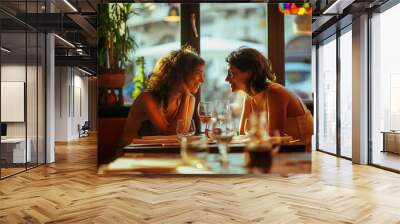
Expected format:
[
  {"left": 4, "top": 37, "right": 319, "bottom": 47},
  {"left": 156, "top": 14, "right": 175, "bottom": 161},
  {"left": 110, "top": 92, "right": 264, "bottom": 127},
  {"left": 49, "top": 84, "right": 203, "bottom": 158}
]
[{"left": 1, "top": 135, "right": 400, "bottom": 224}]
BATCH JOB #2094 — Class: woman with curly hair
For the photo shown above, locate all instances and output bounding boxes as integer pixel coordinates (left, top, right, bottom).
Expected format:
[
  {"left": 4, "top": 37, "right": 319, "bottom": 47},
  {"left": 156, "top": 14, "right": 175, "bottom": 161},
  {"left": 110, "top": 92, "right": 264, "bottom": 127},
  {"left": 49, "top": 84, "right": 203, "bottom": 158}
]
[
  {"left": 121, "top": 46, "right": 205, "bottom": 145},
  {"left": 225, "top": 47, "right": 313, "bottom": 151}
]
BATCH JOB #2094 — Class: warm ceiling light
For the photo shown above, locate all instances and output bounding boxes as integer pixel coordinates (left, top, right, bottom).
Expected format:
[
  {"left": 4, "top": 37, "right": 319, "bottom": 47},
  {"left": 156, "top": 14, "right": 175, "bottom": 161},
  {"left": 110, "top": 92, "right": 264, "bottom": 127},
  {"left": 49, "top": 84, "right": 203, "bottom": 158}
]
[
  {"left": 164, "top": 6, "right": 180, "bottom": 22},
  {"left": 54, "top": 34, "right": 75, "bottom": 48},
  {"left": 1, "top": 47, "right": 11, "bottom": 53},
  {"left": 63, "top": 0, "right": 78, "bottom": 12}
]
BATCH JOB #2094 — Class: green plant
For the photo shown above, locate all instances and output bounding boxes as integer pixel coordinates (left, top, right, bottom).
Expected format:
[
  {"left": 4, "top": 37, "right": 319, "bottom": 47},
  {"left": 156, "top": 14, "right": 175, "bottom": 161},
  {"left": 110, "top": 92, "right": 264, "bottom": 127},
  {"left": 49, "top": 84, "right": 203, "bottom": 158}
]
[
  {"left": 98, "top": 3, "right": 140, "bottom": 72},
  {"left": 132, "top": 56, "right": 146, "bottom": 100}
]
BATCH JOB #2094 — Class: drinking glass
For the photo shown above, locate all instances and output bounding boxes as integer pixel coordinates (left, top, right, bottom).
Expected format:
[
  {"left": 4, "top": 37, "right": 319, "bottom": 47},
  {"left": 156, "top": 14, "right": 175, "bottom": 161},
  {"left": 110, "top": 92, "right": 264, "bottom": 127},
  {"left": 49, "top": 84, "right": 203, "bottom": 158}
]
[
  {"left": 180, "top": 137, "right": 210, "bottom": 170},
  {"left": 176, "top": 119, "right": 196, "bottom": 139},
  {"left": 211, "top": 118, "right": 236, "bottom": 164},
  {"left": 214, "top": 100, "right": 231, "bottom": 122},
  {"left": 197, "top": 102, "right": 214, "bottom": 135}
]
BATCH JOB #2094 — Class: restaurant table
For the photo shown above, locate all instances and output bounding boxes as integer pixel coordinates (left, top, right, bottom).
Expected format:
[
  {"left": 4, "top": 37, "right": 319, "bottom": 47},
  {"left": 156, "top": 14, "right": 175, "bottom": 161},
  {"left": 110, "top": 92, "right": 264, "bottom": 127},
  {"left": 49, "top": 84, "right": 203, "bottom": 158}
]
[
  {"left": 122, "top": 142, "right": 306, "bottom": 154},
  {"left": 98, "top": 141, "right": 311, "bottom": 175},
  {"left": 381, "top": 131, "right": 400, "bottom": 154}
]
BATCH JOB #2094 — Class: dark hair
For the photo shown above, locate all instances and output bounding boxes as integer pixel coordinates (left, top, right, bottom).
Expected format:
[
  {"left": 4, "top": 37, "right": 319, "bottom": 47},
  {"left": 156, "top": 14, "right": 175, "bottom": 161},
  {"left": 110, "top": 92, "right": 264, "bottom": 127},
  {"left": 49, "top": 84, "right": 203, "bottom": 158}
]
[
  {"left": 147, "top": 45, "right": 205, "bottom": 107},
  {"left": 225, "top": 47, "right": 276, "bottom": 94}
]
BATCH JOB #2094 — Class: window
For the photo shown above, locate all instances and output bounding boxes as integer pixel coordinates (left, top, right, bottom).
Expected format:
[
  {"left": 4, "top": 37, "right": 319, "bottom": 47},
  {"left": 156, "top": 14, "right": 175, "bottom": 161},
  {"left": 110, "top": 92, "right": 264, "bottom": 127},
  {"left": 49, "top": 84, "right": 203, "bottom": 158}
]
[
  {"left": 199, "top": 3, "right": 268, "bottom": 128},
  {"left": 371, "top": 3, "right": 400, "bottom": 171},
  {"left": 124, "top": 3, "right": 181, "bottom": 105},
  {"left": 339, "top": 28, "right": 352, "bottom": 158},
  {"left": 0, "top": 0, "right": 46, "bottom": 179},
  {"left": 284, "top": 14, "right": 312, "bottom": 101},
  {"left": 317, "top": 36, "right": 337, "bottom": 154}
]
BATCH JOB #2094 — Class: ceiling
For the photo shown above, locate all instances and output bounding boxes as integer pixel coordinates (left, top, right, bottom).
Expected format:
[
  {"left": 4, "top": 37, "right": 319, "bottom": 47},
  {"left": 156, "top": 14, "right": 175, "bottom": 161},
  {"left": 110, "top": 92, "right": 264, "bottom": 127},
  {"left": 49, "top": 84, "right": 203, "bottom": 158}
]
[
  {"left": 1, "top": 0, "right": 395, "bottom": 73},
  {"left": 0, "top": 0, "right": 100, "bottom": 73},
  {"left": 312, "top": 0, "right": 390, "bottom": 43}
]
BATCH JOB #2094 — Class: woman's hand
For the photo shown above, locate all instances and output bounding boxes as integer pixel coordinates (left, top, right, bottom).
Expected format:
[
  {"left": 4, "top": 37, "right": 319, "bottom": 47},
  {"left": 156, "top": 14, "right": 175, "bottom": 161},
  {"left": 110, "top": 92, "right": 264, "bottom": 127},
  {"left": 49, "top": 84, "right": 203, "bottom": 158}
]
[{"left": 179, "top": 80, "right": 192, "bottom": 96}]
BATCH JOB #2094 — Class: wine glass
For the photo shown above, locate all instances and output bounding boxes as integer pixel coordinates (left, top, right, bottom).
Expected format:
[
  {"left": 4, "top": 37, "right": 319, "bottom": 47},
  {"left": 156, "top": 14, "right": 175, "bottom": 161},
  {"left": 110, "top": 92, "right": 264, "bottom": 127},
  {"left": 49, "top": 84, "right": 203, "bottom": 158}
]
[
  {"left": 211, "top": 118, "right": 236, "bottom": 165},
  {"left": 176, "top": 119, "right": 196, "bottom": 139},
  {"left": 214, "top": 100, "right": 231, "bottom": 122},
  {"left": 180, "top": 138, "right": 210, "bottom": 170},
  {"left": 197, "top": 102, "right": 214, "bottom": 136}
]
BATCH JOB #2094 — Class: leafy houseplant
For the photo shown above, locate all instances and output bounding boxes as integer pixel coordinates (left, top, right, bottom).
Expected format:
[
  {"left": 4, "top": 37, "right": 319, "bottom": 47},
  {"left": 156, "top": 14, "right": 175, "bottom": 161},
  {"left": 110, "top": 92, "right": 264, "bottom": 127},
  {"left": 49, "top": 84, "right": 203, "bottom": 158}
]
[
  {"left": 132, "top": 56, "right": 146, "bottom": 100},
  {"left": 99, "top": 3, "right": 138, "bottom": 72},
  {"left": 98, "top": 3, "right": 139, "bottom": 106}
]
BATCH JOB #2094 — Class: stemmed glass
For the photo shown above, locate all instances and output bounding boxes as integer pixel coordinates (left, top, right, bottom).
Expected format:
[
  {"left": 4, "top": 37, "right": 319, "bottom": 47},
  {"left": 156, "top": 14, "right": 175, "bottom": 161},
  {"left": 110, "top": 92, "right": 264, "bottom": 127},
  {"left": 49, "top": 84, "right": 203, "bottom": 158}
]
[
  {"left": 197, "top": 101, "right": 214, "bottom": 136},
  {"left": 211, "top": 118, "right": 236, "bottom": 165},
  {"left": 176, "top": 119, "right": 196, "bottom": 140},
  {"left": 215, "top": 100, "right": 231, "bottom": 122}
]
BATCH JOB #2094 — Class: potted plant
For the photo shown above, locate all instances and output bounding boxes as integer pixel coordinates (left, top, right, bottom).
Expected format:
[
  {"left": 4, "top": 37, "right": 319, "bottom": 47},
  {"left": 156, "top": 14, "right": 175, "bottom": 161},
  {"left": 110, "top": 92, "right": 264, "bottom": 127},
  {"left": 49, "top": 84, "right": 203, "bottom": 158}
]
[{"left": 98, "top": 3, "right": 139, "bottom": 106}]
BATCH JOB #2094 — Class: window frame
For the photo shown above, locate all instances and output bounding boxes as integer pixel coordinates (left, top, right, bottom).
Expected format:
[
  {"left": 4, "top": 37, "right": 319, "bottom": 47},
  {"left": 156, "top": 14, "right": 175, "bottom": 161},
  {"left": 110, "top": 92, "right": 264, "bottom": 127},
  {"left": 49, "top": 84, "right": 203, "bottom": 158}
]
[
  {"left": 314, "top": 22, "right": 353, "bottom": 160},
  {"left": 368, "top": 0, "right": 400, "bottom": 173}
]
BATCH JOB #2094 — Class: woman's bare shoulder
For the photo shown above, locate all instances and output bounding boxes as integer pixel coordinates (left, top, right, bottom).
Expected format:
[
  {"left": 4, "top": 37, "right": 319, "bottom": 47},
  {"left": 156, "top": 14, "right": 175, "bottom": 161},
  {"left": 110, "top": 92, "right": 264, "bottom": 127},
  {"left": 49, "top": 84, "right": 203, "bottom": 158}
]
[
  {"left": 267, "top": 83, "right": 287, "bottom": 96},
  {"left": 137, "top": 91, "right": 157, "bottom": 102}
]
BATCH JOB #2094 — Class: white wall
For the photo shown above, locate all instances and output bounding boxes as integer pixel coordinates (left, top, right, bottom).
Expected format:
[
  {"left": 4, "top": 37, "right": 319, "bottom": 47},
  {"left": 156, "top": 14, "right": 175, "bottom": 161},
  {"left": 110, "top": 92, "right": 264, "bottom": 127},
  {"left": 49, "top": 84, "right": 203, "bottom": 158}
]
[
  {"left": 55, "top": 67, "right": 89, "bottom": 141},
  {"left": 55, "top": 66, "right": 69, "bottom": 141},
  {"left": 73, "top": 73, "right": 89, "bottom": 136},
  {"left": 1, "top": 64, "right": 46, "bottom": 164},
  {"left": 1, "top": 65, "right": 26, "bottom": 138},
  {"left": 1, "top": 65, "right": 42, "bottom": 138}
]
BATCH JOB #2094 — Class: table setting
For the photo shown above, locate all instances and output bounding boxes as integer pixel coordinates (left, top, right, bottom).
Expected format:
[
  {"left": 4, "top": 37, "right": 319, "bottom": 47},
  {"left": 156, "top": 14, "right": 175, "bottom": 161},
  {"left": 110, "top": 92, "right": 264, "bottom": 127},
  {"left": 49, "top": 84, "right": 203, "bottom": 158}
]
[{"left": 98, "top": 100, "right": 311, "bottom": 175}]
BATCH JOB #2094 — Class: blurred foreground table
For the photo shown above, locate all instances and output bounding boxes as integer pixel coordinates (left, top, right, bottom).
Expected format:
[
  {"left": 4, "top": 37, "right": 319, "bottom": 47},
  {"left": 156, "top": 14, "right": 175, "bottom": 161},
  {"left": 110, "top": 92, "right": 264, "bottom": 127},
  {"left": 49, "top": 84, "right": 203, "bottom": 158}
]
[{"left": 98, "top": 141, "right": 311, "bottom": 175}]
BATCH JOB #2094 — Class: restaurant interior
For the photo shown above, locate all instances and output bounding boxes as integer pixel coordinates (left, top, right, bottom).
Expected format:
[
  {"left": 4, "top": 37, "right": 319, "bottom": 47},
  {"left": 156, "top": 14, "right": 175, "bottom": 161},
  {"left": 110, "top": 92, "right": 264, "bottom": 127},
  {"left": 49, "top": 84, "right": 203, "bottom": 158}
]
[{"left": 0, "top": 0, "right": 399, "bottom": 222}]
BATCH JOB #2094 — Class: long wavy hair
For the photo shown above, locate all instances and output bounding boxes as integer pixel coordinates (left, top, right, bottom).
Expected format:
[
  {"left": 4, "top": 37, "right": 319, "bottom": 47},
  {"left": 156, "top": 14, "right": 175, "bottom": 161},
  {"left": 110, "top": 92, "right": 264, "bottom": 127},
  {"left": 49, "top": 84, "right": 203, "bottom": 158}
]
[
  {"left": 225, "top": 47, "right": 276, "bottom": 94},
  {"left": 146, "top": 46, "right": 205, "bottom": 108}
]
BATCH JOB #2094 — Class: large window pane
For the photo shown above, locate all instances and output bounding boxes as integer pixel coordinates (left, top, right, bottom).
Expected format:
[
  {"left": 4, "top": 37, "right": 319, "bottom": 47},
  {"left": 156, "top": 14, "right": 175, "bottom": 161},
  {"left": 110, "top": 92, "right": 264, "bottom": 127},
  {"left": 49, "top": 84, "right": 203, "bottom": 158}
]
[
  {"left": 1, "top": 30, "right": 28, "bottom": 177},
  {"left": 317, "top": 37, "right": 337, "bottom": 154},
  {"left": 200, "top": 3, "right": 267, "bottom": 129},
  {"left": 27, "top": 31, "right": 38, "bottom": 168},
  {"left": 0, "top": 0, "right": 46, "bottom": 178},
  {"left": 371, "top": 3, "right": 400, "bottom": 171},
  {"left": 340, "top": 29, "right": 352, "bottom": 158},
  {"left": 285, "top": 14, "right": 312, "bottom": 101},
  {"left": 124, "top": 3, "right": 181, "bottom": 106}
]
